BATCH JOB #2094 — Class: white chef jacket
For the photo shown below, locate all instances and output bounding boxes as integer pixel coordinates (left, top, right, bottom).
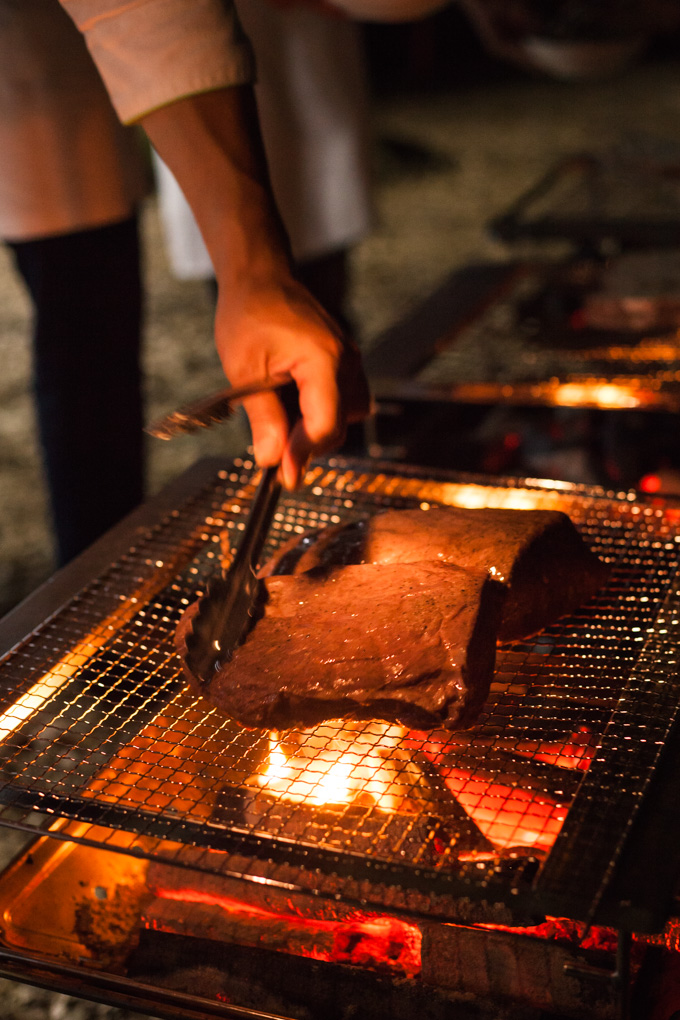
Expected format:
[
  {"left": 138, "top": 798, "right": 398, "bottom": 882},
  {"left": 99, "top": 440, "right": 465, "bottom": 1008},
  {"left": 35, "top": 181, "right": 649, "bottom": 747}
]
[
  {"left": 155, "top": 0, "right": 375, "bottom": 274},
  {"left": 0, "top": 0, "right": 255, "bottom": 240}
]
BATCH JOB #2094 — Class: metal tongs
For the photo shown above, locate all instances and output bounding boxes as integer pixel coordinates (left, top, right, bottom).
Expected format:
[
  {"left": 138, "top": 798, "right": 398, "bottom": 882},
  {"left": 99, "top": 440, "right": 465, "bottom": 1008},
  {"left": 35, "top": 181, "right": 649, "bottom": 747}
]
[
  {"left": 183, "top": 463, "right": 281, "bottom": 685},
  {"left": 147, "top": 377, "right": 291, "bottom": 684},
  {"left": 146, "top": 373, "right": 291, "bottom": 440}
]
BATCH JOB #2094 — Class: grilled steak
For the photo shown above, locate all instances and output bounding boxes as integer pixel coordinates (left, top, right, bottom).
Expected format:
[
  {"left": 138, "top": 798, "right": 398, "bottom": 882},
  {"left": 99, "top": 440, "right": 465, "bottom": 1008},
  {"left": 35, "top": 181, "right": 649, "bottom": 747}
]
[
  {"left": 177, "top": 561, "right": 505, "bottom": 731},
  {"left": 263, "top": 507, "right": 609, "bottom": 642}
]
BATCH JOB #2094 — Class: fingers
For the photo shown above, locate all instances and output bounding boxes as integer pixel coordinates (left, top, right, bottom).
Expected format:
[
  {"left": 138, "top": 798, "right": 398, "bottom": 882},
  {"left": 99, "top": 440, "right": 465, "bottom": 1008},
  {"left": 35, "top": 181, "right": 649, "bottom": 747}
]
[
  {"left": 278, "top": 361, "right": 343, "bottom": 488},
  {"left": 265, "top": 342, "right": 371, "bottom": 488},
  {"left": 280, "top": 425, "right": 311, "bottom": 490},
  {"left": 241, "top": 390, "right": 289, "bottom": 469},
  {"left": 241, "top": 370, "right": 342, "bottom": 489}
]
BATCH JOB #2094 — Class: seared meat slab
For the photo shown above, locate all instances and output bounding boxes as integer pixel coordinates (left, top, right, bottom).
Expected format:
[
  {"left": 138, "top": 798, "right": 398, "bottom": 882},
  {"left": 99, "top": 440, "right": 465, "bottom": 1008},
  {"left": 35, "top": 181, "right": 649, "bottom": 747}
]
[
  {"left": 178, "top": 561, "right": 505, "bottom": 731},
  {"left": 264, "top": 507, "right": 609, "bottom": 642}
]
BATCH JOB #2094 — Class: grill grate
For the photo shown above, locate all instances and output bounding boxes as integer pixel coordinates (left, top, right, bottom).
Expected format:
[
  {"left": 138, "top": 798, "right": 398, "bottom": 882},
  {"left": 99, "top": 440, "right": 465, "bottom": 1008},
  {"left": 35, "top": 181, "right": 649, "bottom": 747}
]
[{"left": 1, "top": 457, "right": 679, "bottom": 926}]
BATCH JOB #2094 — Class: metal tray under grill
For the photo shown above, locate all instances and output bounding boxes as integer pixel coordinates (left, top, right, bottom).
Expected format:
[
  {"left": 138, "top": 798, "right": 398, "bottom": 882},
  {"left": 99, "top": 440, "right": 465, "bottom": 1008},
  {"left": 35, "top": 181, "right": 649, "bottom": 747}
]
[{"left": 1, "top": 457, "right": 680, "bottom": 933}]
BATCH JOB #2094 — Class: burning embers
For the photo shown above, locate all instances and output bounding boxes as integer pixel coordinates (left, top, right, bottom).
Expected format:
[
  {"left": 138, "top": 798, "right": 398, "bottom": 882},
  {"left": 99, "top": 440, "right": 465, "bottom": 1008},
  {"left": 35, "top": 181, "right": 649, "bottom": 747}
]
[
  {"left": 147, "top": 879, "right": 423, "bottom": 976},
  {"left": 143, "top": 717, "right": 604, "bottom": 996},
  {"left": 410, "top": 727, "right": 595, "bottom": 854}
]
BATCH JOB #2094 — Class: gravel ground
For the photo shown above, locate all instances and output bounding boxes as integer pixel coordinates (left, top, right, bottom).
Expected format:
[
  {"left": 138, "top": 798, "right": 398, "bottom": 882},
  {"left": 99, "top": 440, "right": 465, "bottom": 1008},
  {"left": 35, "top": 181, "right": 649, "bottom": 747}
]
[{"left": 0, "top": 55, "right": 679, "bottom": 1017}]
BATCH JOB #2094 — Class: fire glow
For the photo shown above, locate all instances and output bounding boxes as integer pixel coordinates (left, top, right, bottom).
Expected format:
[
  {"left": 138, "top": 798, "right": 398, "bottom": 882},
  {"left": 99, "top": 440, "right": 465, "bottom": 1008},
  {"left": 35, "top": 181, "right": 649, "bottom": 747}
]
[
  {"left": 551, "top": 380, "right": 643, "bottom": 409},
  {"left": 254, "top": 721, "right": 416, "bottom": 813},
  {"left": 436, "top": 769, "right": 567, "bottom": 852},
  {"left": 255, "top": 720, "right": 580, "bottom": 857},
  {"left": 0, "top": 536, "right": 200, "bottom": 745},
  {"left": 413, "top": 733, "right": 591, "bottom": 853}
]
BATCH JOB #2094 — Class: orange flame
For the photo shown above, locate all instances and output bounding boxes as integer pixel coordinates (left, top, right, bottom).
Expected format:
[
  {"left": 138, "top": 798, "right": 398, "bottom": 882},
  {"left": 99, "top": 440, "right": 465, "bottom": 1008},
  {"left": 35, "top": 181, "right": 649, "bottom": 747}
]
[{"left": 254, "top": 721, "right": 420, "bottom": 813}]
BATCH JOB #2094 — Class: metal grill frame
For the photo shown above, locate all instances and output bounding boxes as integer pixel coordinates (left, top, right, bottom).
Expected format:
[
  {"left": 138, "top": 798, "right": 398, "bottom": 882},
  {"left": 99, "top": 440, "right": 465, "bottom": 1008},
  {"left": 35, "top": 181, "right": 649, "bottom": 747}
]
[
  {"left": 1, "top": 457, "right": 680, "bottom": 932},
  {"left": 489, "top": 151, "right": 680, "bottom": 249}
]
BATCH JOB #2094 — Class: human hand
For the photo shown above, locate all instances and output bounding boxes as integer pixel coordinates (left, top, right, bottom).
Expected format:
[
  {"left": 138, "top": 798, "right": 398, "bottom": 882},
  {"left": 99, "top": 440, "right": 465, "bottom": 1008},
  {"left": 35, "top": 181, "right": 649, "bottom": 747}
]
[{"left": 214, "top": 273, "right": 370, "bottom": 489}]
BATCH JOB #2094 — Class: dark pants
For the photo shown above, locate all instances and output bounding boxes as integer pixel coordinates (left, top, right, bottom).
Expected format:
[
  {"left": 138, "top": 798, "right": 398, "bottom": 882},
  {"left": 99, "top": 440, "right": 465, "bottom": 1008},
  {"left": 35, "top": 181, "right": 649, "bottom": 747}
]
[{"left": 8, "top": 215, "right": 144, "bottom": 567}]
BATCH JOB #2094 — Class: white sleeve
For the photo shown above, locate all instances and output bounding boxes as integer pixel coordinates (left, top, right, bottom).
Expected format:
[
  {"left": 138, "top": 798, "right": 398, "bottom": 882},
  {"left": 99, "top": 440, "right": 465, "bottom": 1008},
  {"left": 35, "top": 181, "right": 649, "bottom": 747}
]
[{"left": 60, "top": 0, "right": 256, "bottom": 124}]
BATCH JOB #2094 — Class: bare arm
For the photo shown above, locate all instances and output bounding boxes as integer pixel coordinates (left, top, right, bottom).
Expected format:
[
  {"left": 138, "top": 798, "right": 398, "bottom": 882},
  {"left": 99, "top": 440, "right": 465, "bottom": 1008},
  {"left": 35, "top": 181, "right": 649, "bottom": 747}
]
[{"left": 142, "top": 87, "right": 369, "bottom": 488}]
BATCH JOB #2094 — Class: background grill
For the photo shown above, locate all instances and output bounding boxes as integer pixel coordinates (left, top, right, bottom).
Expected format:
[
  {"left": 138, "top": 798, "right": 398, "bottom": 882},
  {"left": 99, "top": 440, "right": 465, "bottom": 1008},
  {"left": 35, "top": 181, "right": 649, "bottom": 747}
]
[
  {"left": 0, "top": 457, "right": 679, "bottom": 932},
  {"left": 409, "top": 261, "right": 680, "bottom": 412}
]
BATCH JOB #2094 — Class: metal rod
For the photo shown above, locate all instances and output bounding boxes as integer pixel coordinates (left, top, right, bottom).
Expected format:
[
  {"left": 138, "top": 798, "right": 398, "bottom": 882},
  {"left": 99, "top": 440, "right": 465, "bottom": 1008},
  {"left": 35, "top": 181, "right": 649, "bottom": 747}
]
[{"left": 0, "top": 946, "right": 296, "bottom": 1020}]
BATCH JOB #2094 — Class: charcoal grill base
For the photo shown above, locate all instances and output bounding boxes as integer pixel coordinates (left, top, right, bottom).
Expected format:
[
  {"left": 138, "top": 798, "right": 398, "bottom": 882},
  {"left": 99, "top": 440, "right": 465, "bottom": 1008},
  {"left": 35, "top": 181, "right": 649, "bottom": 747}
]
[
  {"left": 131, "top": 931, "right": 493, "bottom": 1020},
  {"left": 0, "top": 827, "right": 627, "bottom": 1020}
]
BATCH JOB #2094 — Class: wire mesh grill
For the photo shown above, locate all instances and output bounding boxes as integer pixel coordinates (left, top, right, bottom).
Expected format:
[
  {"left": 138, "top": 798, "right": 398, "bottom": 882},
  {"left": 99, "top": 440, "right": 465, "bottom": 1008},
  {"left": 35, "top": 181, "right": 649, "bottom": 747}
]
[{"left": 0, "top": 457, "right": 679, "bottom": 924}]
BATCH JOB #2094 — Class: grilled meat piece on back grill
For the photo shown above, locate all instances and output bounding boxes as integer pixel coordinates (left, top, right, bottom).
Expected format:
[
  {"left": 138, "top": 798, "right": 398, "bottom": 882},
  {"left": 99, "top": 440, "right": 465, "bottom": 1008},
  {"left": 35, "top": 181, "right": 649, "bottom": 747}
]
[
  {"left": 263, "top": 507, "right": 610, "bottom": 642},
  {"left": 177, "top": 561, "right": 505, "bottom": 731}
]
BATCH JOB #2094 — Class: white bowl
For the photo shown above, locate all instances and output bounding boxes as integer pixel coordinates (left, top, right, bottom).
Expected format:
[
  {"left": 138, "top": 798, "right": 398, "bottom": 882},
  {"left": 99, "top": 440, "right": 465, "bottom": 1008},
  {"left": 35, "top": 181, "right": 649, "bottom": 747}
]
[{"left": 520, "top": 35, "right": 648, "bottom": 80}]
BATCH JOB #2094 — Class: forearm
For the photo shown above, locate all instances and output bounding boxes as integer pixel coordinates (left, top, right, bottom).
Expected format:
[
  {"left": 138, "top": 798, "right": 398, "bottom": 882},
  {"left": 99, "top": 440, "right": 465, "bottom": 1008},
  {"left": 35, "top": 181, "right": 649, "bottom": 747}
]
[{"left": 141, "top": 87, "right": 294, "bottom": 295}]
